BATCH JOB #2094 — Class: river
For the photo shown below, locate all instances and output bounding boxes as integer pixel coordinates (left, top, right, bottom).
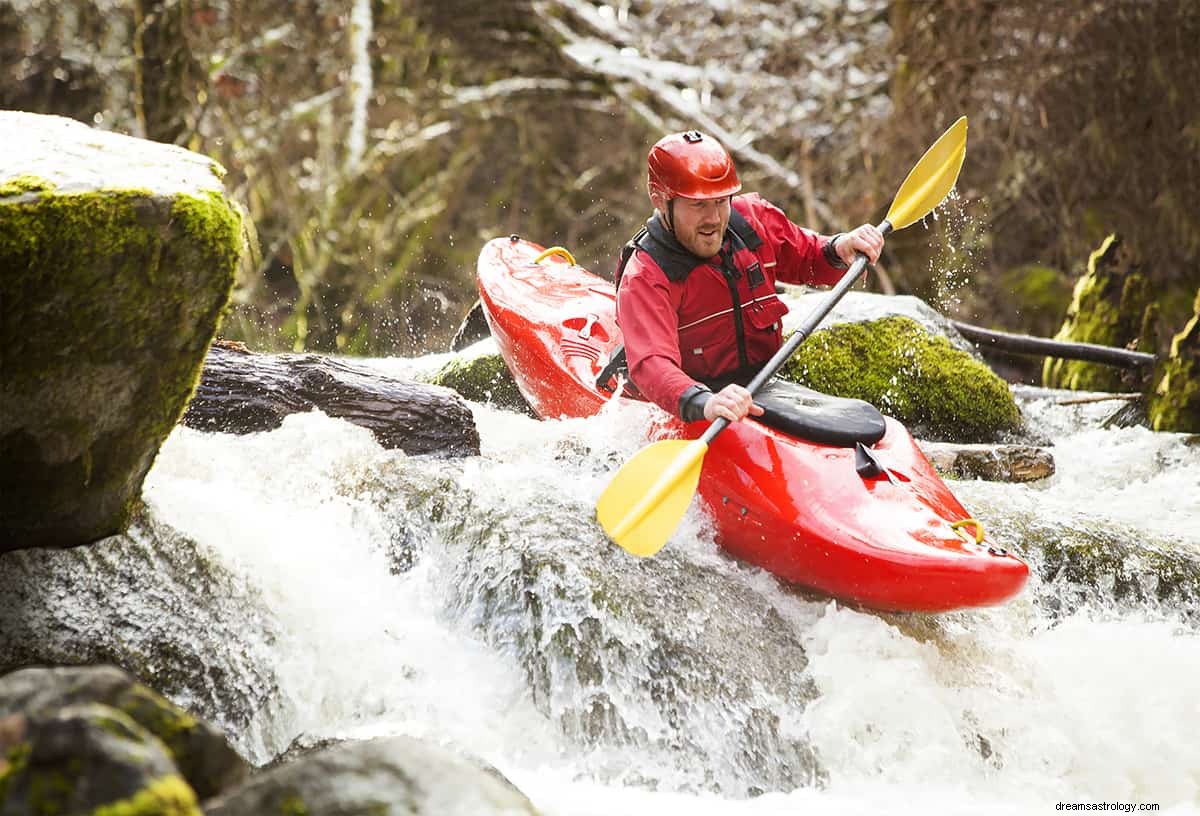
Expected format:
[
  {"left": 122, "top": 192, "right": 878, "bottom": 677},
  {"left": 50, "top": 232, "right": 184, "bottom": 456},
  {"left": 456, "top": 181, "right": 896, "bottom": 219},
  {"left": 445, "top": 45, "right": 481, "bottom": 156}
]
[{"left": 128, "top": 366, "right": 1200, "bottom": 814}]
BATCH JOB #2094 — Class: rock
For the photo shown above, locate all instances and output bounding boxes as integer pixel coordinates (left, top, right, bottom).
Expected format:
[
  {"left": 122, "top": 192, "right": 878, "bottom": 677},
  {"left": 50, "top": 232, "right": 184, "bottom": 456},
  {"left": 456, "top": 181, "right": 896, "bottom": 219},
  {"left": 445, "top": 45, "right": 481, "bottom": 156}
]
[
  {"left": 0, "top": 504, "right": 279, "bottom": 742},
  {"left": 0, "top": 702, "right": 201, "bottom": 816},
  {"left": 780, "top": 315, "right": 1022, "bottom": 442},
  {"left": 0, "top": 664, "right": 249, "bottom": 800},
  {"left": 1146, "top": 288, "right": 1200, "bottom": 433},
  {"left": 1042, "top": 233, "right": 1155, "bottom": 393},
  {"left": 427, "top": 338, "right": 536, "bottom": 415},
  {"left": 203, "top": 736, "right": 541, "bottom": 816},
  {"left": 0, "top": 111, "right": 245, "bottom": 551},
  {"left": 992, "top": 514, "right": 1200, "bottom": 622},
  {"left": 918, "top": 442, "right": 1055, "bottom": 482},
  {"left": 779, "top": 287, "right": 982, "bottom": 357},
  {"left": 368, "top": 460, "right": 826, "bottom": 795},
  {"left": 183, "top": 341, "right": 483, "bottom": 456}
]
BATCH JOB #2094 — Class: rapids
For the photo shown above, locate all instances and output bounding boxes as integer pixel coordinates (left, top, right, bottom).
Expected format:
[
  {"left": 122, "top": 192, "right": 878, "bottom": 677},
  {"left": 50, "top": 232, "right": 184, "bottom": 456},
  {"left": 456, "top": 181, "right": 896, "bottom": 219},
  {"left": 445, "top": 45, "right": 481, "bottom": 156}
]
[{"left": 18, "top": 371, "right": 1200, "bottom": 814}]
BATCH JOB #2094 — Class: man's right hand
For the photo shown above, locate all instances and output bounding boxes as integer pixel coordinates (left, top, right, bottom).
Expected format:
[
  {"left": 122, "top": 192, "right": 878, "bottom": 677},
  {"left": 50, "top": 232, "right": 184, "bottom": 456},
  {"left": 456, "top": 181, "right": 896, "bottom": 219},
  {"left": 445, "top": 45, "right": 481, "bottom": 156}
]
[{"left": 703, "top": 383, "right": 764, "bottom": 423}]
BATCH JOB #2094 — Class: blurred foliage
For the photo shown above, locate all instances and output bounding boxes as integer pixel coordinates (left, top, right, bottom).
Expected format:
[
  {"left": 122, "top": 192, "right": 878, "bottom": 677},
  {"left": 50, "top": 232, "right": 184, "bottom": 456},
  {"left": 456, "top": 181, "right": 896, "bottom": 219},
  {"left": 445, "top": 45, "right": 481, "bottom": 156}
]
[
  {"left": 2, "top": 0, "right": 1197, "bottom": 359},
  {"left": 876, "top": 0, "right": 1200, "bottom": 343}
]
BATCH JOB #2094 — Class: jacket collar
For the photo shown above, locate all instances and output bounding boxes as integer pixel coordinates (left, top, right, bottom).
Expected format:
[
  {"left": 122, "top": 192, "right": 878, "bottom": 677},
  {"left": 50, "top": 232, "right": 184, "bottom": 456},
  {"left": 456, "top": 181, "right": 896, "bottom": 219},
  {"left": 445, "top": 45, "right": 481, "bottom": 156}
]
[{"left": 638, "top": 205, "right": 763, "bottom": 282}]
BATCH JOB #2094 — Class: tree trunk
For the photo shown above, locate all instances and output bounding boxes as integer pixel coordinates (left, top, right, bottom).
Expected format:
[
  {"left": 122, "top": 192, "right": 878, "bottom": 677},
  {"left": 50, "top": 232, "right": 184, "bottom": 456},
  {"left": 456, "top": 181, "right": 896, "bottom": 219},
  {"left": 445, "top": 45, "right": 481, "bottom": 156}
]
[{"left": 183, "top": 341, "right": 480, "bottom": 456}]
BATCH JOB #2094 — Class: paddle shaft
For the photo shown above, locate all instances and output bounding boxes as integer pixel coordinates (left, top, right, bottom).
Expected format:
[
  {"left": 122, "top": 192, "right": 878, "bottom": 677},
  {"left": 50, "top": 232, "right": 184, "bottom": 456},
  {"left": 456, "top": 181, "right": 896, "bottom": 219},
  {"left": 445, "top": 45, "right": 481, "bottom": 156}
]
[{"left": 699, "top": 219, "right": 894, "bottom": 446}]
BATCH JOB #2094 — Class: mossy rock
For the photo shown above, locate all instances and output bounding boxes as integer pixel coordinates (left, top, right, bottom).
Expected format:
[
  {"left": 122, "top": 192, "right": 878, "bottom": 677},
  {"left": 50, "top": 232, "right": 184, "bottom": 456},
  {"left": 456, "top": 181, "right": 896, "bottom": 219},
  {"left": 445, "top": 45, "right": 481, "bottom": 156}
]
[
  {"left": 0, "top": 702, "right": 201, "bottom": 816},
  {"left": 0, "top": 665, "right": 249, "bottom": 801},
  {"left": 780, "top": 315, "right": 1021, "bottom": 442},
  {"left": 1146, "top": 288, "right": 1200, "bottom": 433},
  {"left": 0, "top": 112, "right": 244, "bottom": 550},
  {"left": 428, "top": 341, "right": 535, "bottom": 416},
  {"left": 987, "top": 511, "right": 1200, "bottom": 620},
  {"left": 204, "top": 737, "right": 541, "bottom": 816},
  {"left": 1043, "top": 233, "right": 1155, "bottom": 392}
]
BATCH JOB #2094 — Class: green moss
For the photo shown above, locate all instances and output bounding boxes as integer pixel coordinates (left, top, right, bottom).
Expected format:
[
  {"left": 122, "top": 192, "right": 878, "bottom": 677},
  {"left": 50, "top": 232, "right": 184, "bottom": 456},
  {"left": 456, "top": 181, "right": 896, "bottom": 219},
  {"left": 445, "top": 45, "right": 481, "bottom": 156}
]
[
  {"left": 780, "top": 316, "right": 1021, "bottom": 442},
  {"left": 29, "top": 766, "right": 74, "bottom": 816},
  {"left": 999, "top": 263, "right": 1072, "bottom": 333},
  {"left": 0, "top": 185, "right": 241, "bottom": 544},
  {"left": 1030, "top": 527, "right": 1200, "bottom": 606},
  {"left": 118, "top": 686, "right": 198, "bottom": 754},
  {"left": 279, "top": 792, "right": 309, "bottom": 816},
  {"left": 0, "top": 174, "right": 57, "bottom": 197},
  {"left": 0, "top": 741, "right": 32, "bottom": 801},
  {"left": 1043, "top": 233, "right": 1153, "bottom": 391},
  {"left": 430, "top": 351, "right": 533, "bottom": 415},
  {"left": 1147, "top": 289, "right": 1200, "bottom": 433},
  {"left": 90, "top": 775, "right": 201, "bottom": 816}
]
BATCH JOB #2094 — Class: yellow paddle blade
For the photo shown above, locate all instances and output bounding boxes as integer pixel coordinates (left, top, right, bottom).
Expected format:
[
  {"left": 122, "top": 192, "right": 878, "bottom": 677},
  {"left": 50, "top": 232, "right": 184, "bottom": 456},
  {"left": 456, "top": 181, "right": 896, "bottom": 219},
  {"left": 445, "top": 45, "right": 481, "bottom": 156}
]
[
  {"left": 885, "top": 116, "right": 968, "bottom": 230},
  {"left": 596, "top": 438, "right": 709, "bottom": 557}
]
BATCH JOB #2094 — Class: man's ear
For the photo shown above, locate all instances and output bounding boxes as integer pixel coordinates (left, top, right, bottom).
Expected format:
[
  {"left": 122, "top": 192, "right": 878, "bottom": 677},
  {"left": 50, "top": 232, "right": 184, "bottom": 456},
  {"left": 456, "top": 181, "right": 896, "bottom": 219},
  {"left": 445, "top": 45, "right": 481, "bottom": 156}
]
[{"left": 648, "top": 190, "right": 668, "bottom": 213}]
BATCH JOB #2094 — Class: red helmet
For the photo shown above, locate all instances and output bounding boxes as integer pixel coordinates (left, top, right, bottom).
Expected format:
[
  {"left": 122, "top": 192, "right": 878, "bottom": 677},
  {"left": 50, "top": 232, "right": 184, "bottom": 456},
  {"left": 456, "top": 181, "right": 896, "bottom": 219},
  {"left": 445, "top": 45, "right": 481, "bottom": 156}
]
[{"left": 647, "top": 130, "right": 741, "bottom": 200}]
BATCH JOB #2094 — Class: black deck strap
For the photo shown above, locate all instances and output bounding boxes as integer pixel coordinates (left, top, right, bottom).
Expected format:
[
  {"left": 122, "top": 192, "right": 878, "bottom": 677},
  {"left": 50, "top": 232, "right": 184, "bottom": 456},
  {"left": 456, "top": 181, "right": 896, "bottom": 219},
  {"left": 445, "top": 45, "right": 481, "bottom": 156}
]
[
  {"left": 596, "top": 344, "right": 628, "bottom": 393},
  {"left": 707, "top": 375, "right": 886, "bottom": 447}
]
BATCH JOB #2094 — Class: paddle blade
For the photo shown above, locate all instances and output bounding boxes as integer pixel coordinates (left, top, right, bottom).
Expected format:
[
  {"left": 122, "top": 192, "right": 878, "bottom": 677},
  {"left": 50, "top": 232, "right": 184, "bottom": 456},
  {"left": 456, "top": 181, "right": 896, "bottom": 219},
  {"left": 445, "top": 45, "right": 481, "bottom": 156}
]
[
  {"left": 596, "top": 438, "right": 708, "bottom": 557},
  {"left": 885, "top": 116, "right": 968, "bottom": 230}
]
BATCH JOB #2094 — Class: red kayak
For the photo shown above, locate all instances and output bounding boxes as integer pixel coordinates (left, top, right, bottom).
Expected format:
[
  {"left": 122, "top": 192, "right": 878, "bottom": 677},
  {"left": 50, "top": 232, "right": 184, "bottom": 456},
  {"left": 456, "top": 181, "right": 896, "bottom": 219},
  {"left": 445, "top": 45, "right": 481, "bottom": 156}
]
[{"left": 477, "top": 236, "right": 1028, "bottom": 612}]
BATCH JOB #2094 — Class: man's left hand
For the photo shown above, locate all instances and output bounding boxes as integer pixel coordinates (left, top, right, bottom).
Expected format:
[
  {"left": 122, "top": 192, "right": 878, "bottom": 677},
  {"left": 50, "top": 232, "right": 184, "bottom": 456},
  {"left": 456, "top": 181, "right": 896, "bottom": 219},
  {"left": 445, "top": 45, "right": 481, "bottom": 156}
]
[{"left": 836, "top": 223, "right": 885, "bottom": 267}]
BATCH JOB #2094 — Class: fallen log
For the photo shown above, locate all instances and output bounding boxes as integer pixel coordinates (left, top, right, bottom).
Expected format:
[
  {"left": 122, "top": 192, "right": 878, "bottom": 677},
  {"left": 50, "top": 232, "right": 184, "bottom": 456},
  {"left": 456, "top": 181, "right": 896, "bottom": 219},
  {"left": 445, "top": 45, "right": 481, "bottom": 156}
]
[
  {"left": 951, "top": 321, "right": 1155, "bottom": 369},
  {"left": 182, "top": 341, "right": 480, "bottom": 456}
]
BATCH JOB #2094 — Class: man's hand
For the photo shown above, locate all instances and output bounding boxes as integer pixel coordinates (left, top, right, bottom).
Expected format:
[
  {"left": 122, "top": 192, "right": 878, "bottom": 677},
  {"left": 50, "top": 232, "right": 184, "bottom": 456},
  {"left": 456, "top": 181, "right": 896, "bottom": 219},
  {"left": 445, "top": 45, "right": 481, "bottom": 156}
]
[
  {"left": 835, "top": 223, "right": 885, "bottom": 267},
  {"left": 703, "top": 383, "right": 764, "bottom": 423}
]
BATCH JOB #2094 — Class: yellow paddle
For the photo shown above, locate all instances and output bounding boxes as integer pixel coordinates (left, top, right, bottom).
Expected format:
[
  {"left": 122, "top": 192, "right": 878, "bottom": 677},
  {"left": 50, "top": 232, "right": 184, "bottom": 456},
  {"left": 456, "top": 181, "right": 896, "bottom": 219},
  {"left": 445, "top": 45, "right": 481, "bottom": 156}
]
[{"left": 596, "top": 116, "right": 969, "bottom": 557}]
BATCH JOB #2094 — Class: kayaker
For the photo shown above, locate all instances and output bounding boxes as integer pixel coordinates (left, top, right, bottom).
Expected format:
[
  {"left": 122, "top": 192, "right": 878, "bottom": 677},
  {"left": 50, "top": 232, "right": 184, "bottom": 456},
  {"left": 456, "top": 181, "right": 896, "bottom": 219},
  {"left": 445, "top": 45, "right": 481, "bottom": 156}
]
[{"left": 615, "top": 130, "right": 884, "bottom": 424}]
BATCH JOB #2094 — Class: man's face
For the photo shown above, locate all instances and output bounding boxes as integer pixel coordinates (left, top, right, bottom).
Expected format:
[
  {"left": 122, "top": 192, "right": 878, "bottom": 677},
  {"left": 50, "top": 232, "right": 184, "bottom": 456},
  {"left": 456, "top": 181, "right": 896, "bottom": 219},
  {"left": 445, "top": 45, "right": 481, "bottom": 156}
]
[{"left": 653, "top": 193, "right": 731, "bottom": 258}]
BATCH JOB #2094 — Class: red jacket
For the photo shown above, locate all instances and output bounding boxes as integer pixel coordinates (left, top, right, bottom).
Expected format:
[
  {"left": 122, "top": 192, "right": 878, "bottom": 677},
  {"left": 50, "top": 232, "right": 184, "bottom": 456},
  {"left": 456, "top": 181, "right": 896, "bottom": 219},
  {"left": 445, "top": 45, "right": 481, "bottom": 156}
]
[{"left": 615, "top": 193, "right": 846, "bottom": 419}]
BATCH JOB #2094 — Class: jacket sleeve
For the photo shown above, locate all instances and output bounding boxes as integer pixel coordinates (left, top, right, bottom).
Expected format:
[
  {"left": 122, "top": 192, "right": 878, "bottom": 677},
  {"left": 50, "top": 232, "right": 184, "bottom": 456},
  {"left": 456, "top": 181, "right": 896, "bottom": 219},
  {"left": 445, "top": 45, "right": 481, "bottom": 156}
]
[
  {"left": 615, "top": 254, "right": 705, "bottom": 419},
  {"left": 744, "top": 194, "right": 846, "bottom": 286}
]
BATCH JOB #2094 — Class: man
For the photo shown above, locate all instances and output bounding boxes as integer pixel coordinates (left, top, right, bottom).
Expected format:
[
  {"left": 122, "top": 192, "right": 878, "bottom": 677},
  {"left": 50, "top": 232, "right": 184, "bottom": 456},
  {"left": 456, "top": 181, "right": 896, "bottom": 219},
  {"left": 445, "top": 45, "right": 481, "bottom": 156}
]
[{"left": 615, "top": 130, "right": 884, "bottom": 424}]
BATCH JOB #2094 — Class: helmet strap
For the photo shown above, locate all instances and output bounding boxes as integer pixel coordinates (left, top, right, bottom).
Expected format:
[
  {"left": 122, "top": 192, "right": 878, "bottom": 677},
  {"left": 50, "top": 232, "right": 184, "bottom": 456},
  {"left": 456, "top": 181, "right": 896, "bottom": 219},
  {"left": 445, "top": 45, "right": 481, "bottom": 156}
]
[{"left": 665, "top": 199, "right": 676, "bottom": 233}]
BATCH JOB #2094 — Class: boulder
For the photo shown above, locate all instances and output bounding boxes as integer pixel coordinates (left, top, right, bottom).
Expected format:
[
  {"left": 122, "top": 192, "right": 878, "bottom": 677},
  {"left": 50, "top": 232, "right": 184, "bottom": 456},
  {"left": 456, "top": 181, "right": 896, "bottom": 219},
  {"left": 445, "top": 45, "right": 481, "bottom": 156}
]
[
  {"left": 991, "top": 513, "right": 1200, "bottom": 622},
  {"left": 1146, "top": 288, "right": 1200, "bottom": 433},
  {"left": 0, "top": 664, "right": 249, "bottom": 800},
  {"left": 0, "top": 702, "right": 201, "bottom": 816},
  {"left": 0, "top": 504, "right": 280, "bottom": 740},
  {"left": 362, "top": 460, "right": 825, "bottom": 795},
  {"left": 1042, "top": 233, "right": 1156, "bottom": 392},
  {"left": 428, "top": 338, "right": 536, "bottom": 415},
  {"left": 780, "top": 315, "right": 1022, "bottom": 442},
  {"left": 0, "top": 111, "right": 245, "bottom": 551},
  {"left": 203, "top": 736, "right": 541, "bottom": 816}
]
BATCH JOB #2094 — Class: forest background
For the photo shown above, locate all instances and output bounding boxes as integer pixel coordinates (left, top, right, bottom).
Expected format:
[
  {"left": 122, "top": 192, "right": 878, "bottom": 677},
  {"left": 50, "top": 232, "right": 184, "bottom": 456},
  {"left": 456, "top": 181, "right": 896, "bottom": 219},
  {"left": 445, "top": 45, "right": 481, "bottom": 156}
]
[{"left": 4, "top": 0, "right": 1198, "bottom": 383}]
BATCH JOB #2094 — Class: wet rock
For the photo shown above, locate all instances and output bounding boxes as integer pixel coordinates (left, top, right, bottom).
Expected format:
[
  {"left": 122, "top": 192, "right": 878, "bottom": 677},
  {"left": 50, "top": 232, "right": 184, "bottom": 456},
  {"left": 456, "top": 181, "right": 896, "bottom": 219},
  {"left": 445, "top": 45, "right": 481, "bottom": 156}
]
[
  {"left": 204, "top": 736, "right": 540, "bottom": 816},
  {"left": 420, "top": 475, "right": 826, "bottom": 795},
  {"left": 427, "top": 338, "right": 536, "bottom": 415},
  {"left": 0, "top": 664, "right": 249, "bottom": 799},
  {"left": 0, "top": 111, "right": 245, "bottom": 550},
  {"left": 994, "top": 515, "right": 1200, "bottom": 620},
  {"left": 0, "top": 504, "right": 279, "bottom": 741},
  {"left": 0, "top": 702, "right": 201, "bottom": 816},
  {"left": 918, "top": 442, "right": 1055, "bottom": 482}
]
